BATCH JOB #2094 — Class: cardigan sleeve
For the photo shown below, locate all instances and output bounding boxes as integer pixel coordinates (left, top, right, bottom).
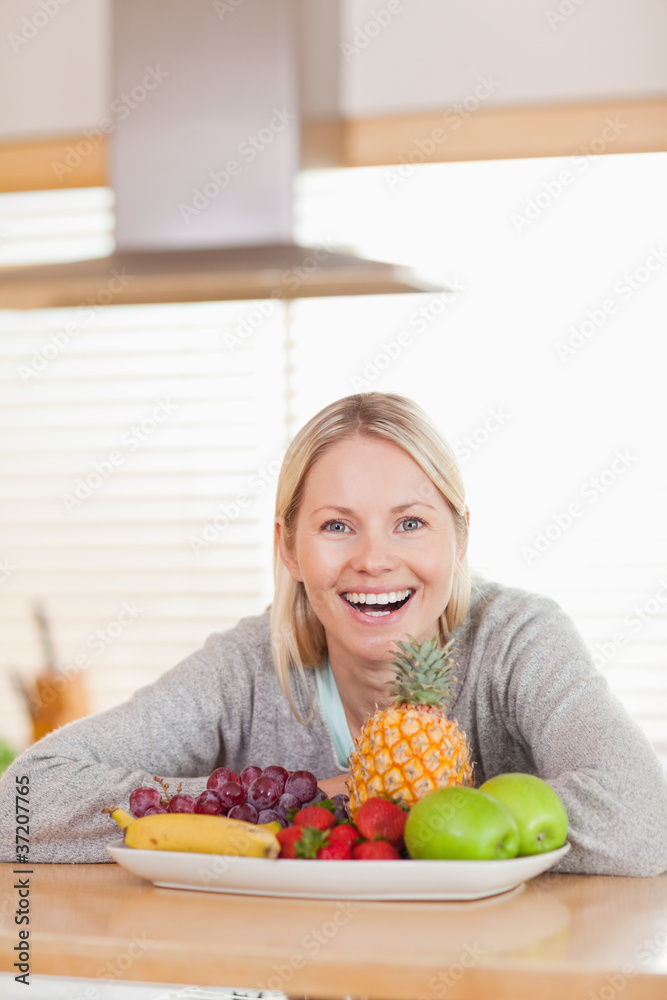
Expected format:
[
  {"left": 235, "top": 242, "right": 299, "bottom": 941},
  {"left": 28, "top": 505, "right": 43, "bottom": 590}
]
[
  {"left": 498, "top": 595, "right": 667, "bottom": 876},
  {"left": 0, "top": 609, "right": 339, "bottom": 864},
  {"left": 0, "top": 623, "right": 257, "bottom": 864}
]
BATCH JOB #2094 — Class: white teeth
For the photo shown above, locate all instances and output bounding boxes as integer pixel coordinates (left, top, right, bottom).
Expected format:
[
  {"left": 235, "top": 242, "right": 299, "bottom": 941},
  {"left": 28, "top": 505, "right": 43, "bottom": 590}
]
[{"left": 343, "top": 588, "right": 412, "bottom": 607}]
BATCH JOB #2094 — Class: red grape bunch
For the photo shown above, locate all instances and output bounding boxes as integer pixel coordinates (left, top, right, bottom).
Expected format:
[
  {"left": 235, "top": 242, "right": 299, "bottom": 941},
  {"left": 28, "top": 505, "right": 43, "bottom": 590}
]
[
  {"left": 126, "top": 770, "right": 412, "bottom": 862},
  {"left": 128, "top": 765, "right": 344, "bottom": 828}
]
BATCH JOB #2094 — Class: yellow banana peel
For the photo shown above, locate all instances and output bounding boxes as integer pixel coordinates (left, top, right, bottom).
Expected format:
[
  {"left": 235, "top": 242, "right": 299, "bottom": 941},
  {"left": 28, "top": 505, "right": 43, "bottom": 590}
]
[
  {"left": 105, "top": 806, "right": 280, "bottom": 858},
  {"left": 109, "top": 807, "right": 133, "bottom": 831}
]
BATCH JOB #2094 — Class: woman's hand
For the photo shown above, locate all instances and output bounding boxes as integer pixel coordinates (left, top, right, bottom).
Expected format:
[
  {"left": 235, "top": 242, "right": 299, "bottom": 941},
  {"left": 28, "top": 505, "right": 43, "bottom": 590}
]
[{"left": 318, "top": 773, "right": 350, "bottom": 798}]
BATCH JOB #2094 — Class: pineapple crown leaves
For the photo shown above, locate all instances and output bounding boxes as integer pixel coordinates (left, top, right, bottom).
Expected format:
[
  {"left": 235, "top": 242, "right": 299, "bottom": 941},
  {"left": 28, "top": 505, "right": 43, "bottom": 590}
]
[{"left": 387, "top": 634, "right": 460, "bottom": 708}]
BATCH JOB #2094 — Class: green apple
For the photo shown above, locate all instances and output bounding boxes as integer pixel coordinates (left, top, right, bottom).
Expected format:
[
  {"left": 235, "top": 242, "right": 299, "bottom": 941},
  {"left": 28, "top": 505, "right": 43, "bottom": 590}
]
[
  {"left": 479, "top": 773, "right": 568, "bottom": 856},
  {"left": 404, "top": 786, "right": 520, "bottom": 860}
]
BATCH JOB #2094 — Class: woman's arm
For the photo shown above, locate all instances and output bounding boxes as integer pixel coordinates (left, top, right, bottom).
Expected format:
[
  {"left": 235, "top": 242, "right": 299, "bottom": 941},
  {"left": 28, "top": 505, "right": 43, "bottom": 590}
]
[
  {"left": 0, "top": 612, "right": 277, "bottom": 864},
  {"left": 0, "top": 610, "right": 344, "bottom": 863},
  {"left": 318, "top": 773, "right": 350, "bottom": 798},
  {"left": 500, "top": 595, "right": 667, "bottom": 876},
  {"left": 0, "top": 647, "right": 229, "bottom": 863}
]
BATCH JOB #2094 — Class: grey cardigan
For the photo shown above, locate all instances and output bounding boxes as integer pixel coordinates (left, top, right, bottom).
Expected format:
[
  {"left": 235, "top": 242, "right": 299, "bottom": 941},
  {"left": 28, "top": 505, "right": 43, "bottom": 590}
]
[{"left": 2, "top": 579, "right": 666, "bottom": 874}]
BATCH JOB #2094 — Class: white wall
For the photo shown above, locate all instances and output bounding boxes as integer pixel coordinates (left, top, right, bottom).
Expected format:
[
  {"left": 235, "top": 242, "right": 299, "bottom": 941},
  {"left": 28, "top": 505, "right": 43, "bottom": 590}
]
[
  {"left": 2, "top": 0, "right": 667, "bottom": 143},
  {"left": 338, "top": 0, "right": 667, "bottom": 116},
  {"left": 0, "top": 0, "right": 110, "bottom": 140}
]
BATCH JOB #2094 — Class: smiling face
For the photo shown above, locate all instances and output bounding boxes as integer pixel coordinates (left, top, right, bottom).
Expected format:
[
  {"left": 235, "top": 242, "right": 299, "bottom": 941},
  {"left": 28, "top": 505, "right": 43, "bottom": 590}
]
[{"left": 276, "top": 434, "right": 467, "bottom": 671}]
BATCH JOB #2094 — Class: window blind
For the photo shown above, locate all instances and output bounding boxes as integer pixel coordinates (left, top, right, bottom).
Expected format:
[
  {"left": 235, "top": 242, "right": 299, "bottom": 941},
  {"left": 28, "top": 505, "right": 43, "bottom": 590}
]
[
  {"left": 0, "top": 294, "right": 286, "bottom": 748},
  {"left": 0, "top": 187, "right": 114, "bottom": 267}
]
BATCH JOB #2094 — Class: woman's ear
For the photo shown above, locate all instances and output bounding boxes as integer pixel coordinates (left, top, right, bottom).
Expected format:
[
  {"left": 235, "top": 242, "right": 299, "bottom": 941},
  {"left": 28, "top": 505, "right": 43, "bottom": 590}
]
[{"left": 275, "top": 516, "right": 303, "bottom": 582}]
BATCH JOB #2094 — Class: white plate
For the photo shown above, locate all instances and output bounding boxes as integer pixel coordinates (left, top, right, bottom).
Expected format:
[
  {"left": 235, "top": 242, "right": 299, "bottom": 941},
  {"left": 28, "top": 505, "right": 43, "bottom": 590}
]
[{"left": 107, "top": 839, "right": 570, "bottom": 901}]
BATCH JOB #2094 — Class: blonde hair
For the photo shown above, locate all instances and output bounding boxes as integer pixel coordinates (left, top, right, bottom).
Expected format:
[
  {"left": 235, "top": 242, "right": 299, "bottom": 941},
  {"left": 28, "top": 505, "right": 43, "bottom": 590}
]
[{"left": 271, "top": 392, "right": 471, "bottom": 718}]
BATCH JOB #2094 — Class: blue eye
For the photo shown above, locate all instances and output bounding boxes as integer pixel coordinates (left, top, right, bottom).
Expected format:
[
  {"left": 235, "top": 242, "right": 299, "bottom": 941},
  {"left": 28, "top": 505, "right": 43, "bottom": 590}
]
[
  {"left": 398, "top": 517, "right": 425, "bottom": 531},
  {"left": 321, "top": 519, "right": 350, "bottom": 533}
]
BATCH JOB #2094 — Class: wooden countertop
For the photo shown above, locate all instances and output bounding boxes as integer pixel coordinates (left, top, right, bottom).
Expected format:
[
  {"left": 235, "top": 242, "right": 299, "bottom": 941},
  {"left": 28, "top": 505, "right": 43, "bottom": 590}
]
[{"left": 1, "top": 862, "right": 667, "bottom": 998}]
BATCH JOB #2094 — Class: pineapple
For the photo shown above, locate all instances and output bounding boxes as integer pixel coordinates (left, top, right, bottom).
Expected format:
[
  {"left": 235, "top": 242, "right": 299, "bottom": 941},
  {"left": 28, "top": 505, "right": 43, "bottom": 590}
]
[{"left": 347, "top": 634, "right": 473, "bottom": 814}]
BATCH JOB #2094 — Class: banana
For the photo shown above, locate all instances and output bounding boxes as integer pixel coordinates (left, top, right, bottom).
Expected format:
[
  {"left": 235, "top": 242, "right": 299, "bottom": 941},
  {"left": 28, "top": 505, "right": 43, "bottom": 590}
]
[
  {"left": 105, "top": 806, "right": 280, "bottom": 858},
  {"left": 108, "top": 807, "right": 133, "bottom": 831}
]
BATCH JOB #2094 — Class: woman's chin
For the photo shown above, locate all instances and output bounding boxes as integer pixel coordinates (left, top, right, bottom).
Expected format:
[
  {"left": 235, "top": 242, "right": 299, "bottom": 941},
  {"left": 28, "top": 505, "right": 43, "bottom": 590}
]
[{"left": 329, "top": 627, "right": 412, "bottom": 666}]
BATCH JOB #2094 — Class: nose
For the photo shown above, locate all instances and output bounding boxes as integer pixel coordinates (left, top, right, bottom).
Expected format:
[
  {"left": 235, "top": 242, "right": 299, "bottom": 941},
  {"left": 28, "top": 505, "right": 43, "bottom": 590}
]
[{"left": 349, "top": 525, "right": 400, "bottom": 576}]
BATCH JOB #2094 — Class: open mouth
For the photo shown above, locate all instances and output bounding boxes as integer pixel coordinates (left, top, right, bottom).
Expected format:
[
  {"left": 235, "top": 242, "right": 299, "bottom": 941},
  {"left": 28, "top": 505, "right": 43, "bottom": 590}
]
[{"left": 341, "top": 588, "right": 414, "bottom": 617}]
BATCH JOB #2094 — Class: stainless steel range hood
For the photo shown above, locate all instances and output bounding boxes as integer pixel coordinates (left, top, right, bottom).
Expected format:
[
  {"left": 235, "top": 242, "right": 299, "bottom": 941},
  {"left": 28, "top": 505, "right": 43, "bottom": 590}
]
[
  {"left": 0, "top": 0, "right": 433, "bottom": 310},
  {"left": 0, "top": 244, "right": 438, "bottom": 310}
]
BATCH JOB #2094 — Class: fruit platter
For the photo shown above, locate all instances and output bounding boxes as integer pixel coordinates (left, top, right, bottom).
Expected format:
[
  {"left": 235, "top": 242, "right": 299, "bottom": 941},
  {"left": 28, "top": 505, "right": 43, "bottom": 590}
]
[
  {"left": 105, "top": 763, "right": 570, "bottom": 901},
  {"left": 106, "top": 638, "right": 571, "bottom": 900},
  {"left": 107, "top": 841, "right": 569, "bottom": 901}
]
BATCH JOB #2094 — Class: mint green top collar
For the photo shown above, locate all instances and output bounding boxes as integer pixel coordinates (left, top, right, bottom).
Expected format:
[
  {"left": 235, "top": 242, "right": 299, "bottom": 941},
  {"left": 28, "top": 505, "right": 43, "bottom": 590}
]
[{"left": 315, "top": 654, "right": 355, "bottom": 769}]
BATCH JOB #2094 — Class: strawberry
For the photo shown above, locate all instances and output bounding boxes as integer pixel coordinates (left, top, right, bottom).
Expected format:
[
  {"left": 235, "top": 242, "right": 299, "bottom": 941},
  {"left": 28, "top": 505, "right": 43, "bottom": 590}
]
[
  {"left": 352, "top": 839, "right": 401, "bottom": 860},
  {"left": 278, "top": 815, "right": 362, "bottom": 860},
  {"left": 328, "top": 824, "right": 360, "bottom": 848},
  {"left": 355, "top": 797, "right": 408, "bottom": 849},
  {"left": 276, "top": 826, "right": 303, "bottom": 859},
  {"left": 317, "top": 839, "right": 353, "bottom": 860},
  {"left": 292, "top": 805, "right": 336, "bottom": 831}
]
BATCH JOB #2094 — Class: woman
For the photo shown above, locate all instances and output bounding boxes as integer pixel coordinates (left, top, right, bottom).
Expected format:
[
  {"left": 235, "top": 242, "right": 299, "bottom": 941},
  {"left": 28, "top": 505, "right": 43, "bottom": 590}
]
[{"left": 1, "top": 392, "right": 666, "bottom": 872}]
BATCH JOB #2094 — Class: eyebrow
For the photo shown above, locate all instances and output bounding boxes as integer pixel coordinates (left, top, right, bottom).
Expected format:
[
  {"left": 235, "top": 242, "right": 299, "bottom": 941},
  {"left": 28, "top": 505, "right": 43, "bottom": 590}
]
[{"left": 310, "top": 502, "right": 437, "bottom": 516}]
